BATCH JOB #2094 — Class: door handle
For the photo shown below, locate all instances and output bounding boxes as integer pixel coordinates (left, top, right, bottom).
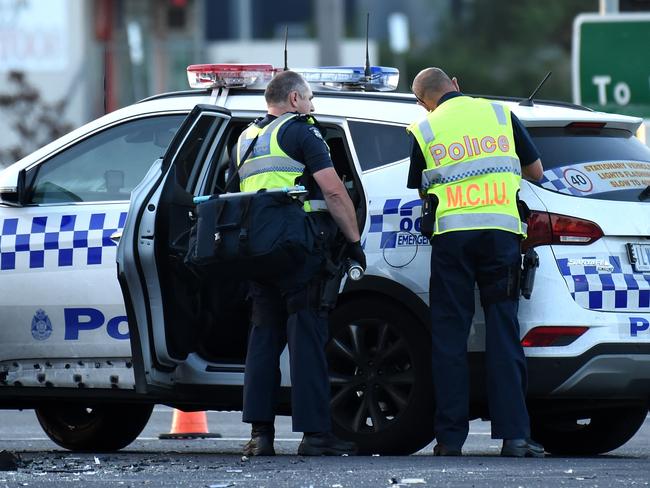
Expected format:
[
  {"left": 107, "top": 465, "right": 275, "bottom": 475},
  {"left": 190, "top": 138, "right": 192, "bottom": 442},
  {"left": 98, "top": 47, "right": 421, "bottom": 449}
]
[{"left": 110, "top": 231, "right": 123, "bottom": 244}]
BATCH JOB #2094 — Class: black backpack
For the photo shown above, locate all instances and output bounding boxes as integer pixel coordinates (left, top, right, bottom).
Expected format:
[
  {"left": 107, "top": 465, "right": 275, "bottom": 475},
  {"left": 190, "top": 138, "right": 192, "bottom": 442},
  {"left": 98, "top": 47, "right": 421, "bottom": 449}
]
[{"left": 187, "top": 189, "right": 315, "bottom": 279}]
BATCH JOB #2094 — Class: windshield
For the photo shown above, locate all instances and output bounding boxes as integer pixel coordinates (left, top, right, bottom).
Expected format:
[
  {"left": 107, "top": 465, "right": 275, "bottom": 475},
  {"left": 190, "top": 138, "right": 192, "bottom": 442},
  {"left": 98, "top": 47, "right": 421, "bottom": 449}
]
[{"left": 529, "top": 127, "right": 650, "bottom": 202}]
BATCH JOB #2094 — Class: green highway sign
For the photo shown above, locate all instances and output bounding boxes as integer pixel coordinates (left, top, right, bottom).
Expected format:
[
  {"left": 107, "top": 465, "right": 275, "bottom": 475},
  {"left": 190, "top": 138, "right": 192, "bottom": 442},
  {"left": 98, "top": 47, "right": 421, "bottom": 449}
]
[{"left": 573, "top": 13, "right": 650, "bottom": 118}]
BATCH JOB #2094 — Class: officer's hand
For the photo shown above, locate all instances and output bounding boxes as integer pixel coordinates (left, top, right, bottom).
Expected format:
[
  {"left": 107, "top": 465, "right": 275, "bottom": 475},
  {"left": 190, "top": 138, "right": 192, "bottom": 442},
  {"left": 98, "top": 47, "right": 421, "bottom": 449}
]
[{"left": 347, "top": 240, "right": 367, "bottom": 270}]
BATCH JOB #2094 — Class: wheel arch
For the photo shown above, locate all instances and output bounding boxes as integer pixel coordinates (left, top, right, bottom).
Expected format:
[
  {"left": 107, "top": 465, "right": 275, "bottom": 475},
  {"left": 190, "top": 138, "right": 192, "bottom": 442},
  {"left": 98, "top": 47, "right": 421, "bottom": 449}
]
[{"left": 340, "top": 275, "right": 430, "bottom": 331}]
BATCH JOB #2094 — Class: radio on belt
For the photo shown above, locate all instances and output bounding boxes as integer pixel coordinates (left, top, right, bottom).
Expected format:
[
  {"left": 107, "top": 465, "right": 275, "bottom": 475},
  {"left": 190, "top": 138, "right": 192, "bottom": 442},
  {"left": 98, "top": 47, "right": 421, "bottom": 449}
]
[{"left": 520, "top": 248, "right": 539, "bottom": 299}]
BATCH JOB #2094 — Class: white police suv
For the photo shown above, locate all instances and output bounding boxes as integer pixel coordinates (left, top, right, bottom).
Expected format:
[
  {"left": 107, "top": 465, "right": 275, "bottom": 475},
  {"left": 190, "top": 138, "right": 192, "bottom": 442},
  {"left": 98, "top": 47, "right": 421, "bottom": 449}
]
[{"left": 0, "top": 64, "right": 648, "bottom": 455}]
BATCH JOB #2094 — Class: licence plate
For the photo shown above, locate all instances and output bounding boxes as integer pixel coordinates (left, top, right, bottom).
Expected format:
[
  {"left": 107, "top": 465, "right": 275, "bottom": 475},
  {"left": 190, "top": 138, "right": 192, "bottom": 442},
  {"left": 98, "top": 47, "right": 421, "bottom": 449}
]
[{"left": 626, "top": 243, "right": 650, "bottom": 272}]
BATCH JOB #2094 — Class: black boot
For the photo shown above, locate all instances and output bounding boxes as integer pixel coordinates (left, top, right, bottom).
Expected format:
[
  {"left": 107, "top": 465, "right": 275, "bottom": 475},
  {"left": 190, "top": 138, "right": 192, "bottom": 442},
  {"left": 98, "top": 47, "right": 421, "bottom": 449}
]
[
  {"left": 297, "top": 432, "right": 358, "bottom": 456},
  {"left": 501, "top": 438, "right": 545, "bottom": 458},
  {"left": 433, "top": 443, "right": 462, "bottom": 456},
  {"left": 243, "top": 422, "right": 275, "bottom": 456}
]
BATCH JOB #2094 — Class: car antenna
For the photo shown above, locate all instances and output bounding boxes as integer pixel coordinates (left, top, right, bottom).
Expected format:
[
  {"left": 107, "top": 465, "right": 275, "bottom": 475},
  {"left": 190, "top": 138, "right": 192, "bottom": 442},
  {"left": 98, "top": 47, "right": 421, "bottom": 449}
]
[
  {"left": 283, "top": 26, "right": 289, "bottom": 71},
  {"left": 519, "top": 71, "right": 552, "bottom": 107},
  {"left": 364, "top": 13, "right": 371, "bottom": 79}
]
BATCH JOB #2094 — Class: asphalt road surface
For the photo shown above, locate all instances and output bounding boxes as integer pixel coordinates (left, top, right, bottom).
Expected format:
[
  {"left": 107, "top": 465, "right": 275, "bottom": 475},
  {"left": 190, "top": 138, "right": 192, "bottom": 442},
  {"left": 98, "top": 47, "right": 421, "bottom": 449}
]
[{"left": 0, "top": 407, "right": 648, "bottom": 487}]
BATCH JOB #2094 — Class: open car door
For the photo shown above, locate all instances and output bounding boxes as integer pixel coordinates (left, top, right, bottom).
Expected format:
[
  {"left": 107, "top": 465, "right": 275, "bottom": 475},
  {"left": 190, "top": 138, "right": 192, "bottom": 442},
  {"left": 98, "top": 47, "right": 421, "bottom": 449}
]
[{"left": 117, "top": 104, "right": 232, "bottom": 393}]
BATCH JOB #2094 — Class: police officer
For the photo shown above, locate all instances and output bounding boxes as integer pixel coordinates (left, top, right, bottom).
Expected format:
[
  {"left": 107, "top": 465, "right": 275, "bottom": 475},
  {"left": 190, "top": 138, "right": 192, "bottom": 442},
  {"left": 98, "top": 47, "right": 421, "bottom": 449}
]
[
  {"left": 237, "top": 70, "right": 365, "bottom": 456},
  {"left": 407, "top": 67, "right": 545, "bottom": 457}
]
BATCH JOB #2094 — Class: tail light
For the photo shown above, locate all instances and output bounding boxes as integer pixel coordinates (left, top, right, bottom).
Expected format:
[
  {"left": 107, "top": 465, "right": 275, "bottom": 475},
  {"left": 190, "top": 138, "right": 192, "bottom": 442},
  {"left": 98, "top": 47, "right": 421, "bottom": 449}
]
[
  {"left": 565, "top": 122, "right": 606, "bottom": 130},
  {"left": 521, "top": 326, "right": 588, "bottom": 347},
  {"left": 522, "top": 211, "right": 603, "bottom": 250}
]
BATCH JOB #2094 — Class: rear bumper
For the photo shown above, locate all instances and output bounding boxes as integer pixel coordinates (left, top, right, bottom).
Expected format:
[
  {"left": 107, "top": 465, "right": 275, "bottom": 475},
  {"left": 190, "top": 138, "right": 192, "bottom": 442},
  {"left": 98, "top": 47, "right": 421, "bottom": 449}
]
[
  {"left": 469, "top": 343, "right": 650, "bottom": 400},
  {"left": 527, "top": 343, "right": 650, "bottom": 398}
]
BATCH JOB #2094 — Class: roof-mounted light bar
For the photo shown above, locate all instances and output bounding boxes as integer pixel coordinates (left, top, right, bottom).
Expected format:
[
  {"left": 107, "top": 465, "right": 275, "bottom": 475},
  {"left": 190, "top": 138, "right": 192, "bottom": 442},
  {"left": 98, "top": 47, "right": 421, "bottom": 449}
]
[
  {"left": 186, "top": 64, "right": 399, "bottom": 92},
  {"left": 292, "top": 66, "right": 399, "bottom": 91},
  {"left": 186, "top": 64, "right": 274, "bottom": 89}
]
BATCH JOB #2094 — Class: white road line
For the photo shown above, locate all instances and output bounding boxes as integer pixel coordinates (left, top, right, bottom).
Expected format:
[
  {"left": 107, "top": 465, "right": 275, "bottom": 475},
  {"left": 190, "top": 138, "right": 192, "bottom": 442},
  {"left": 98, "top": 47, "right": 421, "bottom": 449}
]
[
  {"left": 0, "top": 438, "right": 54, "bottom": 441},
  {"left": 156, "top": 437, "right": 301, "bottom": 442},
  {"left": 0, "top": 437, "right": 298, "bottom": 442},
  {"left": 1, "top": 433, "right": 492, "bottom": 442}
]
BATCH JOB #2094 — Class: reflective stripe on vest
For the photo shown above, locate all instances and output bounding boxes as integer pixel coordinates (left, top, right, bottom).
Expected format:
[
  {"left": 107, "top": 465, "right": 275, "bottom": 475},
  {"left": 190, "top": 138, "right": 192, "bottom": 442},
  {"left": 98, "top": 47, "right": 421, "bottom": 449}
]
[
  {"left": 407, "top": 96, "right": 524, "bottom": 237},
  {"left": 236, "top": 113, "right": 325, "bottom": 213},
  {"left": 422, "top": 155, "right": 521, "bottom": 188},
  {"left": 237, "top": 113, "right": 304, "bottom": 192},
  {"left": 435, "top": 213, "right": 527, "bottom": 234},
  {"left": 238, "top": 156, "right": 305, "bottom": 181},
  {"left": 305, "top": 199, "right": 328, "bottom": 211},
  {"left": 491, "top": 102, "right": 508, "bottom": 126},
  {"left": 417, "top": 118, "right": 435, "bottom": 145}
]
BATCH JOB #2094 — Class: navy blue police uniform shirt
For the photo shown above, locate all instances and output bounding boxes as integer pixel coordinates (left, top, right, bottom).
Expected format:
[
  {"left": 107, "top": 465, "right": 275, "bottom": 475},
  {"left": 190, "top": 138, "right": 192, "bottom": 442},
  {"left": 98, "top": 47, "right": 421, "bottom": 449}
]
[
  {"left": 407, "top": 92, "right": 540, "bottom": 190},
  {"left": 230, "top": 113, "right": 332, "bottom": 199}
]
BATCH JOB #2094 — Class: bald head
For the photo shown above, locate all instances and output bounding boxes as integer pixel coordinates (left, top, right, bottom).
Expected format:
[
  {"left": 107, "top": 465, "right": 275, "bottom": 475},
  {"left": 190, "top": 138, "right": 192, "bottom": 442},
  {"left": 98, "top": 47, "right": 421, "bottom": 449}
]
[{"left": 412, "top": 68, "right": 458, "bottom": 110}]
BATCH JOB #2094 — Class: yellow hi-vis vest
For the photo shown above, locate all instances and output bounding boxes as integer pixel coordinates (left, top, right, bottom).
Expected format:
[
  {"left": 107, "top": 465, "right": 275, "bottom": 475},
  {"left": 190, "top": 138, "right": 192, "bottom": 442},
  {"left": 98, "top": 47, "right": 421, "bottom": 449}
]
[
  {"left": 236, "top": 112, "right": 327, "bottom": 212},
  {"left": 407, "top": 96, "right": 525, "bottom": 237}
]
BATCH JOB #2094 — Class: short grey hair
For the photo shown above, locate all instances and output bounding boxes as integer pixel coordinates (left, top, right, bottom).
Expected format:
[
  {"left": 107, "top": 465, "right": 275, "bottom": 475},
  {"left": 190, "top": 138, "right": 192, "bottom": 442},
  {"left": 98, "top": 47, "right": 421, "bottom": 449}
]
[{"left": 264, "top": 70, "right": 309, "bottom": 105}]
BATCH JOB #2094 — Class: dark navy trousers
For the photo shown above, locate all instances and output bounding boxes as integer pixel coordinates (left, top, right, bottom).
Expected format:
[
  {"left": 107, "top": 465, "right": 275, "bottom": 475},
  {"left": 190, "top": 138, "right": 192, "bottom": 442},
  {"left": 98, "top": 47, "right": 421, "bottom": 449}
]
[
  {"left": 242, "top": 215, "right": 337, "bottom": 433},
  {"left": 429, "top": 229, "right": 530, "bottom": 449}
]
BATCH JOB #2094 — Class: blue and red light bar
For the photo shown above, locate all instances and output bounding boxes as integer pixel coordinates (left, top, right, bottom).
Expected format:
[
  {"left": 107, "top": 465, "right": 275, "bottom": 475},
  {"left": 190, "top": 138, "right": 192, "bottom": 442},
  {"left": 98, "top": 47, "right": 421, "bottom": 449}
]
[
  {"left": 186, "top": 64, "right": 275, "bottom": 89},
  {"left": 291, "top": 66, "right": 399, "bottom": 91},
  {"left": 186, "top": 64, "right": 399, "bottom": 91}
]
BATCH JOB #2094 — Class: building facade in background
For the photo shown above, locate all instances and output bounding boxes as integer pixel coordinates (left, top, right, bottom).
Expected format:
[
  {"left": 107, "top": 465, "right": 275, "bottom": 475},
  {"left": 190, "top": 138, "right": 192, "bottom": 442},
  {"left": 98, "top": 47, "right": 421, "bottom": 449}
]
[
  {"left": 6, "top": 0, "right": 647, "bottom": 166},
  {"left": 0, "top": 0, "right": 203, "bottom": 166},
  {"left": 1, "top": 0, "right": 427, "bottom": 166}
]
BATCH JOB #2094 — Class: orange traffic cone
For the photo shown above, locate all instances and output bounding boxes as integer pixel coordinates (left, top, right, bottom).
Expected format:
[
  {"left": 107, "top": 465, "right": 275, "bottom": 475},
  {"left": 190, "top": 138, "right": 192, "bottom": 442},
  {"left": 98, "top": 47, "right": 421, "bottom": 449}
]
[{"left": 159, "top": 409, "right": 222, "bottom": 439}]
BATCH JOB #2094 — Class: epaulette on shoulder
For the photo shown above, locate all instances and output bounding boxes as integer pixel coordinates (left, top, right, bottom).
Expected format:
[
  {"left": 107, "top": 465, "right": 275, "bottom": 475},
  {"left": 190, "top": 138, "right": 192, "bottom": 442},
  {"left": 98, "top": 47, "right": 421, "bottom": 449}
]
[{"left": 294, "top": 114, "right": 317, "bottom": 124}]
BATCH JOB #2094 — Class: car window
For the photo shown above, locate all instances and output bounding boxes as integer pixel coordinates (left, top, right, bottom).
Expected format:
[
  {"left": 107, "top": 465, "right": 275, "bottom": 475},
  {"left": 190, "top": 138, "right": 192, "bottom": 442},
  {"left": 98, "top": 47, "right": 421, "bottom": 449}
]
[
  {"left": 348, "top": 120, "right": 410, "bottom": 171},
  {"left": 29, "top": 115, "right": 186, "bottom": 204},
  {"left": 530, "top": 127, "right": 650, "bottom": 202},
  {"left": 172, "top": 112, "right": 226, "bottom": 191}
]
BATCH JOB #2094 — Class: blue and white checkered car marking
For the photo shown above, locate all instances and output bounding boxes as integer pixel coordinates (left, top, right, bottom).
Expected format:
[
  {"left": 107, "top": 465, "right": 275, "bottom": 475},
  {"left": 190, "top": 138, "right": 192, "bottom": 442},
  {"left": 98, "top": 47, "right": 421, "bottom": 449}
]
[
  {"left": 540, "top": 168, "right": 585, "bottom": 196},
  {"left": 540, "top": 161, "right": 650, "bottom": 197},
  {"left": 0, "top": 212, "right": 127, "bottom": 271},
  {"left": 366, "top": 198, "right": 429, "bottom": 250},
  {"left": 558, "top": 255, "right": 650, "bottom": 310}
]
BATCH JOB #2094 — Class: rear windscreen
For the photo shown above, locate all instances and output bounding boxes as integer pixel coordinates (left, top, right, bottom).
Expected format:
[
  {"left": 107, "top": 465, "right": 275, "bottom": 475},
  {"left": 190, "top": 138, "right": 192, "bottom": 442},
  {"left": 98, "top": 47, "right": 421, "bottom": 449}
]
[{"left": 529, "top": 127, "right": 650, "bottom": 202}]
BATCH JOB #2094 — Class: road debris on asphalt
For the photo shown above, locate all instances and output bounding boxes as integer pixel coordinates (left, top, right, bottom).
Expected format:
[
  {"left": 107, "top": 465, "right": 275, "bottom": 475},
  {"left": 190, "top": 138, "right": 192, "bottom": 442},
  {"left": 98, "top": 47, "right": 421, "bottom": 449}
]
[
  {"left": 389, "top": 477, "right": 426, "bottom": 485},
  {"left": 0, "top": 451, "right": 21, "bottom": 471}
]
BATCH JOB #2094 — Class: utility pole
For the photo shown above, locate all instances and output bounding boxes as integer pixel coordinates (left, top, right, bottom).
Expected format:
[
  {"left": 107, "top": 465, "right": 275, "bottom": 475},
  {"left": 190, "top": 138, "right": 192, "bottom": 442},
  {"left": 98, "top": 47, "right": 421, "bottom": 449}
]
[
  {"left": 388, "top": 12, "right": 410, "bottom": 92},
  {"left": 600, "top": 0, "right": 619, "bottom": 14},
  {"left": 316, "top": 0, "right": 343, "bottom": 65},
  {"left": 237, "top": 0, "right": 252, "bottom": 40},
  {"left": 152, "top": 0, "right": 168, "bottom": 96}
]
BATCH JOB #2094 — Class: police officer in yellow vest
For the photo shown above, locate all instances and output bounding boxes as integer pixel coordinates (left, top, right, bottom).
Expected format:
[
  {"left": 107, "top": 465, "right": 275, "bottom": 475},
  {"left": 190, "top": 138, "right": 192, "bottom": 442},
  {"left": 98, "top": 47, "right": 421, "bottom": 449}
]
[
  {"left": 237, "top": 70, "right": 364, "bottom": 456},
  {"left": 407, "top": 68, "right": 545, "bottom": 457}
]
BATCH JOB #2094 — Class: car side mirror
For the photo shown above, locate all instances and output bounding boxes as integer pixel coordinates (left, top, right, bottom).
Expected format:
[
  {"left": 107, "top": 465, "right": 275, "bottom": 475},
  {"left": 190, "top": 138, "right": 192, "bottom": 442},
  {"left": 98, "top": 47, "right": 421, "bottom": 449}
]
[{"left": 0, "top": 169, "right": 24, "bottom": 206}]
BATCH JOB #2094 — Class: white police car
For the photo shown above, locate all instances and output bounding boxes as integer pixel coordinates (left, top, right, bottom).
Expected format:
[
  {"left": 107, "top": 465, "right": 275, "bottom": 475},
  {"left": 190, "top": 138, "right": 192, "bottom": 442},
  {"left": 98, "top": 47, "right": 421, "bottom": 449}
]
[{"left": 0, "top": 63, "right": 648, "bottom": 455}]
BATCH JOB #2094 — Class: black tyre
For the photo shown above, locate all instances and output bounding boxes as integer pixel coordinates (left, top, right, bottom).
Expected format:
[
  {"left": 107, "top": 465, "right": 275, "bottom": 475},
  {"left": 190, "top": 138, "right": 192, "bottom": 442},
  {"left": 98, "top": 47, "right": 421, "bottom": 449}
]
[
  {"left": 531, "top": 405, "right": 648, "bottom": 455},
  {"left": 35, "top": 402, "right": 154, "bottom": 452},
  {"left": 327, "top": 298, "right": 435, "bottom": 455}
]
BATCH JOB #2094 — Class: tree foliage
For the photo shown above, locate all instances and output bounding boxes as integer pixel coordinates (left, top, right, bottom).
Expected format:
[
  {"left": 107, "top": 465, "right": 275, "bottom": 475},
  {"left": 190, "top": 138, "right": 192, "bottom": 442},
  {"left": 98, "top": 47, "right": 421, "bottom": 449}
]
[
  {"left": 0, "top": 71, "right": 72, "bottom": 167},
  {"left": 404, "top": 0, "right": 596, "bottom": 101}
]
